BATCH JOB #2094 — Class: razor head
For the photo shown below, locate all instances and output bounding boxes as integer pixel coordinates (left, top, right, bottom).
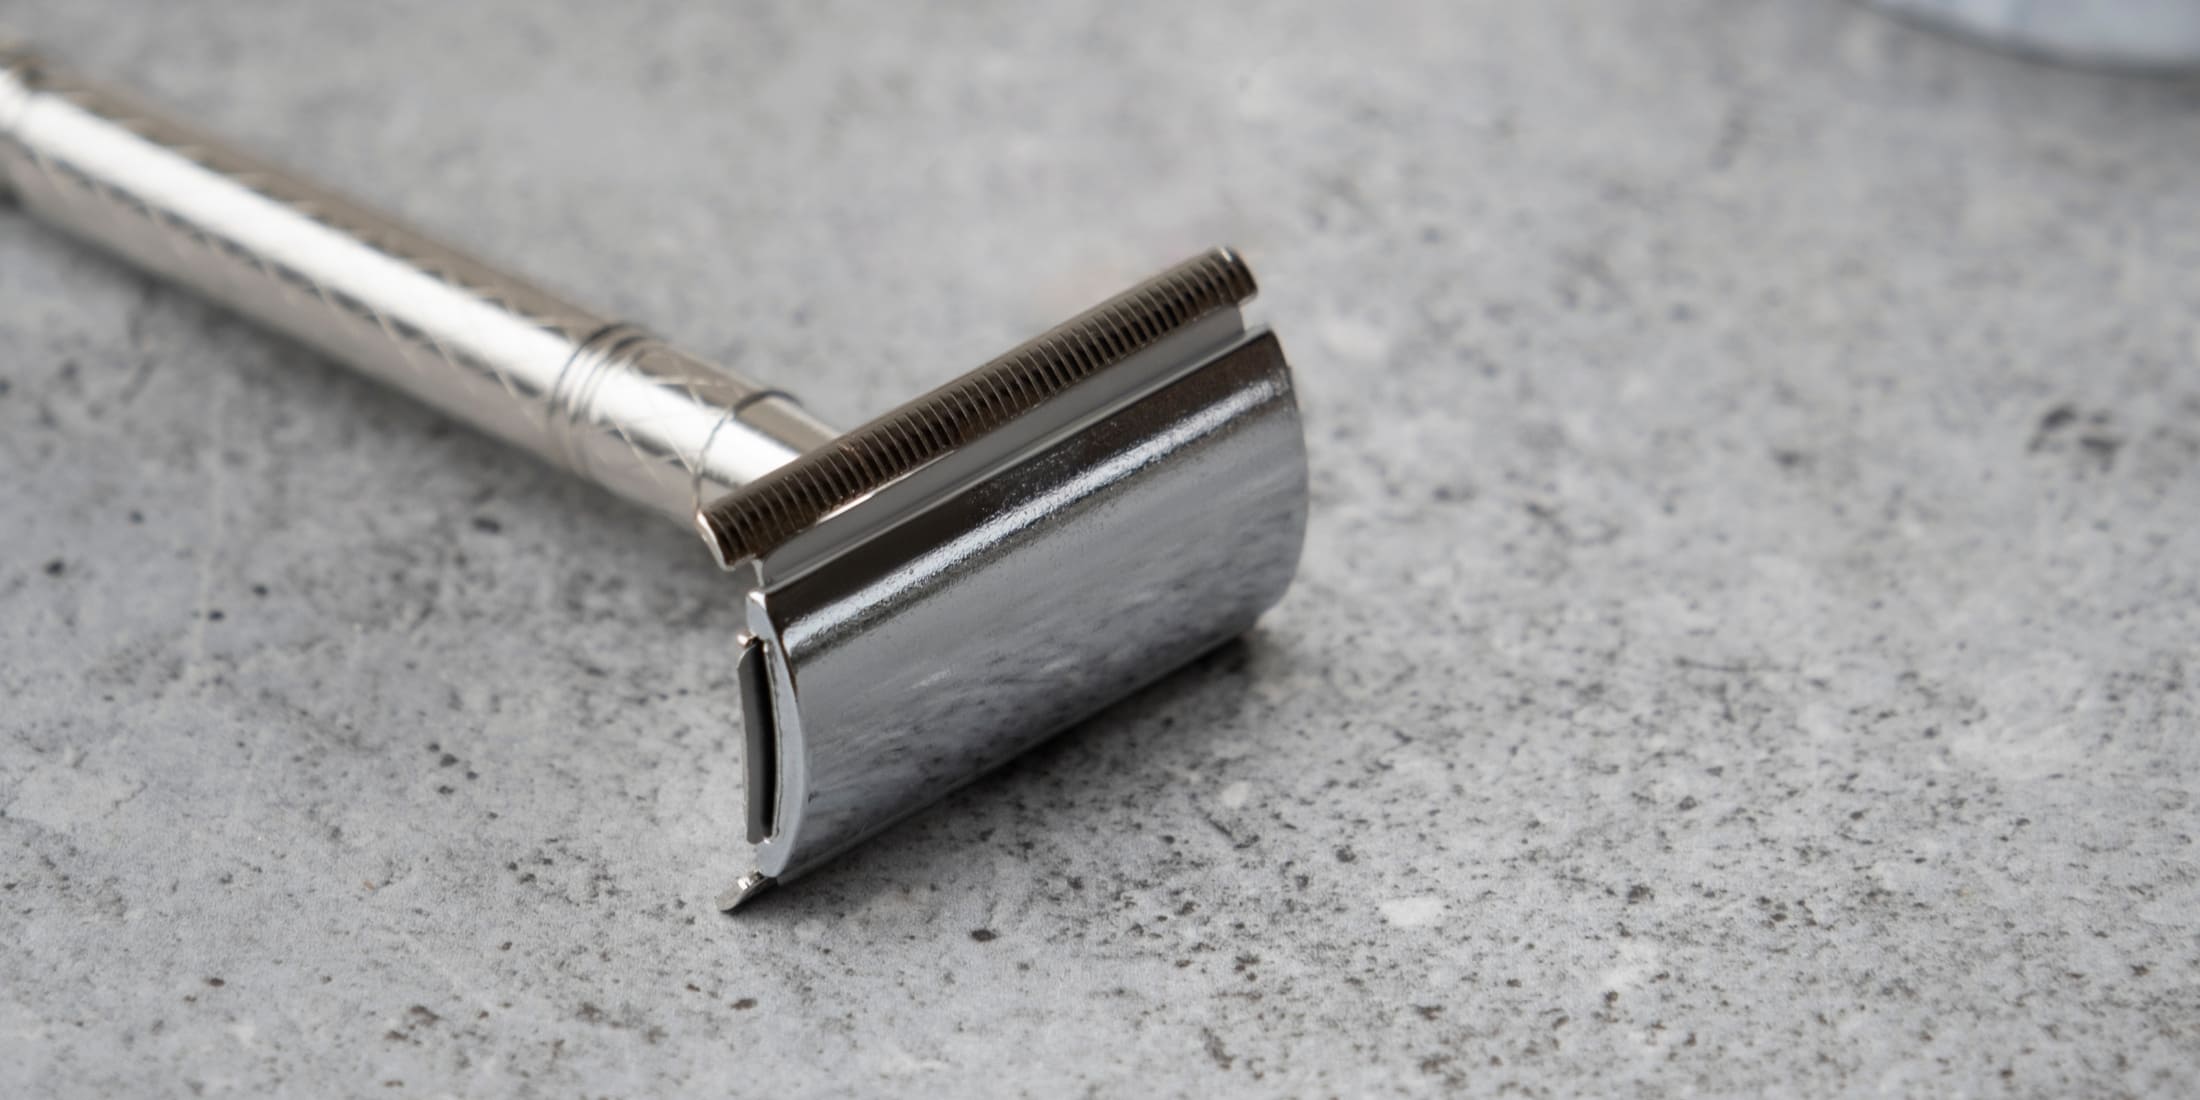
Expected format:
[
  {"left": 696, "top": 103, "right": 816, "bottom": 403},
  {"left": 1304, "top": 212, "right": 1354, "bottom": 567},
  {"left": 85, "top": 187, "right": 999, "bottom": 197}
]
[{"left": 701, "top": 249, "right": 1307, "bottom": 908}]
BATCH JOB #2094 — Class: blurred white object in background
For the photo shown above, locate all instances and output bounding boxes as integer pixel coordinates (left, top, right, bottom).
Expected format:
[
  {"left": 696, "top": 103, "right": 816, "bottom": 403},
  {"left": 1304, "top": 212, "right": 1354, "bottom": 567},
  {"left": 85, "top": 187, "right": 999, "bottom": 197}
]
[{"left": 1866, "top": 0, "right": 2200, "bottom": 69}]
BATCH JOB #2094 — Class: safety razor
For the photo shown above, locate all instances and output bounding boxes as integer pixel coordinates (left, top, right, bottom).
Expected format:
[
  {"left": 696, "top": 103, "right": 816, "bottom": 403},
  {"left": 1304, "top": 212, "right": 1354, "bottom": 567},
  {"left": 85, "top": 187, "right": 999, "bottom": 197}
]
[{"left": 0, "top": 47, "right": 1308, "bottom": 907}]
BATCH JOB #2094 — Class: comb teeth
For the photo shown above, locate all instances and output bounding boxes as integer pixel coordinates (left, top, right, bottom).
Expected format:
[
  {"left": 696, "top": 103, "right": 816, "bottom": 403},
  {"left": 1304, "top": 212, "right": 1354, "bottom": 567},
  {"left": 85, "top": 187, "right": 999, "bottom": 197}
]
[{"left": 698, "top": 247, "right": 1259, "bottom": 566}]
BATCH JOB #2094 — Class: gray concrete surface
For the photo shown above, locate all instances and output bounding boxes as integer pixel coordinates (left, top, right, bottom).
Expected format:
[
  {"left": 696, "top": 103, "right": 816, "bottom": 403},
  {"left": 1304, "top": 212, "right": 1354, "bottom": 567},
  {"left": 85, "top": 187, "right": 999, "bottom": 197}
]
[{"left": 3, "top": 1, "right": 2197, "bottom": 1095}]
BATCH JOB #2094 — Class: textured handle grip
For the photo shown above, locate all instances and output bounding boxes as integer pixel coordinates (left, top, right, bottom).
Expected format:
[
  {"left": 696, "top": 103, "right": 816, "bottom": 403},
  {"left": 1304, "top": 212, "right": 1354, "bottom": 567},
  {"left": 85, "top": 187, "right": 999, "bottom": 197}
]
[{"left": 0, "top": 47, "right": 832, "bottom": 523}]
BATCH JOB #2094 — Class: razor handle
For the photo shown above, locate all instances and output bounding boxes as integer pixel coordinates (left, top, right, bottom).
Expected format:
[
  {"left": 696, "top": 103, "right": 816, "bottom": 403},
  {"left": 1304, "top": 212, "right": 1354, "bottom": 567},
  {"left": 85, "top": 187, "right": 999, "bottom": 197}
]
[
  {"left": 0, "top": 46, "right": 836, "bottom": 524},
  {"left": 4, "top": 45, "right": 1311, "bottom": 906}
]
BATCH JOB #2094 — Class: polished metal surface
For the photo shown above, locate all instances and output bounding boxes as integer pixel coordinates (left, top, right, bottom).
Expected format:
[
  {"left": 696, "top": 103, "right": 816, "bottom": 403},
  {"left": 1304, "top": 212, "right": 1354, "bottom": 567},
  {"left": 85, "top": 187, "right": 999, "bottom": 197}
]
[
  {"left": 0, "top": 47, "right": 834, "bottom": 521},
  {"left": 2, "top": 44, "right": 1309, "bottom": 910},
  {"left": 729, "top": 324, "right": 1307, "bottom": 897},
  {"left": 698, "top": 248, "right": 1259, "bottom": 566},
  {"left": 1863, "top": 0, "right": 2200, "bottom": 69}
]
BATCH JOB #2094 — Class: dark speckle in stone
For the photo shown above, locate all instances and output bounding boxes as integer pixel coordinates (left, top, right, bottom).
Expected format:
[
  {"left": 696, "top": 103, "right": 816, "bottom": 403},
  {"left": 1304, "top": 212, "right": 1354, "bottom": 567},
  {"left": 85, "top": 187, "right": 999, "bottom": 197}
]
[
  {"left": 1202, "top": 1028, "right": 1234, "bottom": 1070},
  {"left": 205, "top": 978, "right": 224, "bottom": 988},
  {"left": 969, "top": 929, "right": 997, "bottom": 943},
  {"left": 2031, "top": 404, "right": 2080, "bottom": 451},
  {"left": 732, "top": 998, "right": 757, "bottom": 1010},
  {"left": 2078, "top": 434, "right": 2123, "bottom": 470},
  {"left": 1627, "top": 884, "right": 1654, "bottom": 904},
  {"left": 44, "top": 559, "right": 65, "bottom": 577},
  {"left": 472, "top": 516, "right": 502, "bottom": 534}
]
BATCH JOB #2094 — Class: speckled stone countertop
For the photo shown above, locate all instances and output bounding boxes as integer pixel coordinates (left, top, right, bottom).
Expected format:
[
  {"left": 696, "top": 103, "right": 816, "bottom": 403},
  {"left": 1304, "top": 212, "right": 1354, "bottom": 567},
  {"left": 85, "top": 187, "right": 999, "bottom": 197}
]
[{"left": 3, "top": 2, "right": 2196, "bottom": 1096}]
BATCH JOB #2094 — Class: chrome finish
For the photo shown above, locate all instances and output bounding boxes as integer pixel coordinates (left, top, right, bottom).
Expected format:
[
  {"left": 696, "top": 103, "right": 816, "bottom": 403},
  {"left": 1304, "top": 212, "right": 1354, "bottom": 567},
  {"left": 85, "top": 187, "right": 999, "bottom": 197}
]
[
  {"left": 698, "top": 249, "right": 1260, "bottom": 566},
  {"left": 726, "top": 322, "right": 1306, "bottom": 893},
  {"left": 2, "top": 46, "right": 1310, "bottom": 911},
  {"left": 0, "top": 47, "right": 833, "bottom": 521},
  {"left": 1863, "top": 0, "right": 2200, "bottom": 69}
]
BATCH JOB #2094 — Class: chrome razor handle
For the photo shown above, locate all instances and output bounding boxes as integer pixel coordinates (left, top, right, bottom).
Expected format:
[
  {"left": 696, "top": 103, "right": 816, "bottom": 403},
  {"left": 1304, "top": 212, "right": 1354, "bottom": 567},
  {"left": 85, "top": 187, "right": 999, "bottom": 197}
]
[
  {"left": 3, "top": 45, "right": 1312, "bottom": 909},
  {"left": 0, "top": 46, "right": 836, "bottom": 522}
]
